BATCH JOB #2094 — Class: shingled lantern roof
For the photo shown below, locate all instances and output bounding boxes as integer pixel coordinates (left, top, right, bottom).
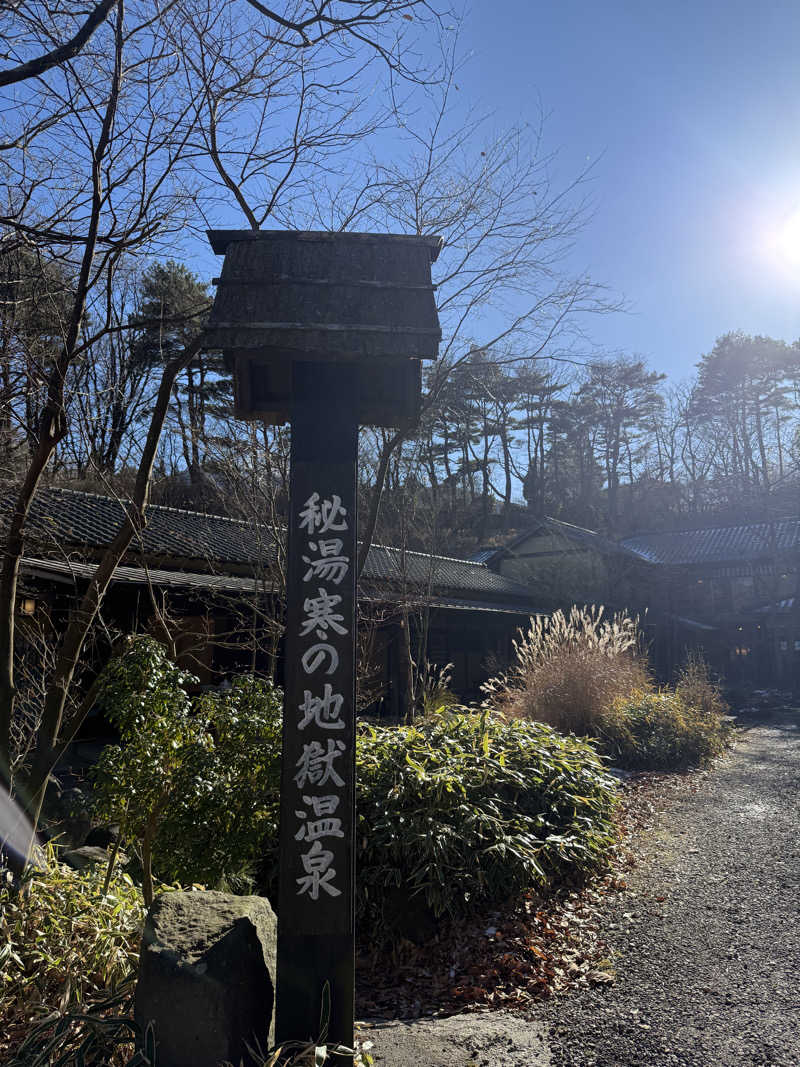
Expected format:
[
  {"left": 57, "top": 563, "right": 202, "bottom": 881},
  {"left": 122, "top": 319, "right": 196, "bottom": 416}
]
[{"left": 204, "top": 229, "right": 443, "bottom": 427}]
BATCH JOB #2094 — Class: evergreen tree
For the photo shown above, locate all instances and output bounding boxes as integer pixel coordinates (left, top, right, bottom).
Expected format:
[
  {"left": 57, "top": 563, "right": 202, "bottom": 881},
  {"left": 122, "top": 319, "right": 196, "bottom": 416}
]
[
  {"left": 131, "top": 261, "right": 227, "bottom": 491},
  {"left": 576, "top": 357, "right": 665, "bottom": 529}
]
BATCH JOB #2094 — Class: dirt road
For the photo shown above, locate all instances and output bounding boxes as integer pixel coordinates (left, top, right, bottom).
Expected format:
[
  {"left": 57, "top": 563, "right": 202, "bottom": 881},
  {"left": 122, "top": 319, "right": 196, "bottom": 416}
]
[{"left": 364, "top": 713, "right": 800, "bottom": 1066}]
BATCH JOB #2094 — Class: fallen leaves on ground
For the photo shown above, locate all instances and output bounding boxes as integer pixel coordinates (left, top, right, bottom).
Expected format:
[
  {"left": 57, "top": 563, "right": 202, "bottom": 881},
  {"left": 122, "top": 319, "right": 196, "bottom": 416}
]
[
  {"left": 355, "top": 875, "right": 625, "bottom": 1019},
  {"left": 356, "top": 768, "right": 711, "bottom": 1020}
]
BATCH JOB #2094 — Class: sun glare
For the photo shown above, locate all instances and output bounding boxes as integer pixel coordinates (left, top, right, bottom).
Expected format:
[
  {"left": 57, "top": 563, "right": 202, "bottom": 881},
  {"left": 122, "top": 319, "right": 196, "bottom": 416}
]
[{"left": 764, "top": 207, "right": 800, "bottom": 279}]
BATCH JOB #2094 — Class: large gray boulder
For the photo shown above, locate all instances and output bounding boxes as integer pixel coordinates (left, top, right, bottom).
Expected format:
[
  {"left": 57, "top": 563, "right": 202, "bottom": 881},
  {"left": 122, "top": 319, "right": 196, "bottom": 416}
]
[{"left": 135, "top": 890, "right": 277, "bottom": 1067}]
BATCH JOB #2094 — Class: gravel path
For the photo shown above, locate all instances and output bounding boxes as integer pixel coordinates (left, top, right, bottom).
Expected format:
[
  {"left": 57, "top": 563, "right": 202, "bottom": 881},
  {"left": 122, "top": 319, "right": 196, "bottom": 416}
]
[
  {"left": 540, "top": 712, "right": 800, "bottom": 1067},
  {"left": 366, "top": 713, "right": 800, "bottom": 1066}
]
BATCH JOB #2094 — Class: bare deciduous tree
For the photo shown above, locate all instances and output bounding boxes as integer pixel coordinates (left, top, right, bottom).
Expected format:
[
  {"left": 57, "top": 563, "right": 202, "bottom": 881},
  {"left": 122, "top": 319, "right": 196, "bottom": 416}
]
[
  {"left": 0, "top": 1, "right": 118, "bottom": 88},
  {"left": 341, "top": 63, "right": 616, "bottom": 569},
  {"left": 0, "top": 0, "right": 449, "bottom": 838}
]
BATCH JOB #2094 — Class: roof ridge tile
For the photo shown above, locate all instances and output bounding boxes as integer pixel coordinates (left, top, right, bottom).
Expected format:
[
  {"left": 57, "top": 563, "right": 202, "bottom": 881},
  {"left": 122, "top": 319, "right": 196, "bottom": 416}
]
[{"left": 40, "top": 486, "right": 252, "bottom": 527}]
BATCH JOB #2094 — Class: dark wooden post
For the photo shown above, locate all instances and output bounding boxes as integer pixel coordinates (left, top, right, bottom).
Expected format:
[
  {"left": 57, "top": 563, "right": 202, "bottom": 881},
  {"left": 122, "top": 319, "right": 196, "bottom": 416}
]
[
  {"left": 276, "top": 361, "right": 359, "bottom": 1057},
  {"left": 203, "top": 228, "right": 442, "bottom": 1058}
]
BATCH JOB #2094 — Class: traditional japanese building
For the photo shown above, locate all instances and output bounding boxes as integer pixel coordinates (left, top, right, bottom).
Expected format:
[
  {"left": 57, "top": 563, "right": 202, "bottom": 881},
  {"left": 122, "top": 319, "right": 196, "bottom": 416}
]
[
  {"left": 619, "top": 519, "right": 800, "bottom": 688},
  {"left": 477, "top": 515, "right": 800, "bottom": 688},
  {"left": 8, "top": 487, "right": 539, "bottom": 719},
  {"left": 9, "top": 488, "right": 799, "bottom": 713}
]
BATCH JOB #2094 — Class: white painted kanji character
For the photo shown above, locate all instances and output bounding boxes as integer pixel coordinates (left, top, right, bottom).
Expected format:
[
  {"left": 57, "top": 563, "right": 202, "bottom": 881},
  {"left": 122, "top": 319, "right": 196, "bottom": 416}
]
[
  {"left": 294, "top": 738, "right": 346, "bottom": 789},
  {"left": 298, "top": 683, "right": 345, "bottom": 730},
  {"left": 302, "top": 538, "right": 350, "bottom": 585},
  {"left": 301, "top": 794, "right": 340, "bottom": 816},
  {"left": 300, "top": 587, "right": 347, "bottom": 639},
  {"left": 294, "top": 816, "right": 344, "bottom": 842},
  {"left": 317, "top": 538, "right": 344, "bottom": 558},
  {"left": 296, "top": 840, "right": 341, "bottom": 899},
  {"left": 298, "top": 492, "right": 348, "bottom": 534},
  {"left": 301, "top": 642, "right": 339, "bottom": 676},
  {"left": 299, "top": 493, "right": 323, "bottom": 533}
]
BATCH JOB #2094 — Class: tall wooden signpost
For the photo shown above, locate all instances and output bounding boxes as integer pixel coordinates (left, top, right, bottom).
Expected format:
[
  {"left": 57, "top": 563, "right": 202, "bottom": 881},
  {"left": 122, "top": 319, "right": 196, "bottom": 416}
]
[{"left": 204, "top": 230, "right": 442, "bottom": 1059}]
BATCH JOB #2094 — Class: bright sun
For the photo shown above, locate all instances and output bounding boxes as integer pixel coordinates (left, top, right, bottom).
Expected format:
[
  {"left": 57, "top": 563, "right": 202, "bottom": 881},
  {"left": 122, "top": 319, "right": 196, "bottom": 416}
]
[{"left": 764, "top": 208, "right": 800, "bottom": 278}]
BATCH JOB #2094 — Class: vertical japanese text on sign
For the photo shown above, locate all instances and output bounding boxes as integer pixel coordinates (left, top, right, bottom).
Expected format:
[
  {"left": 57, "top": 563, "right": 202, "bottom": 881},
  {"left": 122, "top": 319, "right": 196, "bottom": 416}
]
[{"left": 294, "top": 493, "right": 351, "bottom": 901}]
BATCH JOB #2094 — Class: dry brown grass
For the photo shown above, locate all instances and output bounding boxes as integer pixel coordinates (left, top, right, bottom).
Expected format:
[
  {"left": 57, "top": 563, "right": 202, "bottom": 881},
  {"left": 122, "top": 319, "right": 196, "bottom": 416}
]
[
  {"left": 482, "top": 605, "right": 651, "bottom": 735},
  {"left": 674, "top": 650, "right": 729, "bottom": 718}
]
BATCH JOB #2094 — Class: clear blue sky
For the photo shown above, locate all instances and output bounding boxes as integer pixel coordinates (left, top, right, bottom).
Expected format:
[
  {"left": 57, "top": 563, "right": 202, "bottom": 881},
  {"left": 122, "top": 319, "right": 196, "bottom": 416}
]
[{"left": 456, "top": 0, "right": 800, "bottom": 380}]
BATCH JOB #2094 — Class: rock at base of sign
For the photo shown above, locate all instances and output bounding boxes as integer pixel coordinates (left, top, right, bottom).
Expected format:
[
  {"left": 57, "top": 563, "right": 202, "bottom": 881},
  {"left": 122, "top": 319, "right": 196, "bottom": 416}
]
[
  {"left": 135, "top": 890, "right": 277, "bottom": 1067},
  {"left": 61, "top": 845, "right": 126, "bottom": 871}
]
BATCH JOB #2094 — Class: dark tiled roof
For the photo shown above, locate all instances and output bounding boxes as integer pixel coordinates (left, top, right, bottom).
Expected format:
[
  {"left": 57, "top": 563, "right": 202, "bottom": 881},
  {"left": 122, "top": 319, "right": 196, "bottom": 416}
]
[
  {"left": 360, "top": 543, "right": 533, "bottom": 599},
  {"left": 620, "top": 519, "right": 800, "bottom": 566},
  {"left": 13, "top": 488, "right": 534, "bottom": 605},
  {"left": 15, "top": 487, "right": 272, "bottom": 567},
  {"left": 21, "top": 556, "right": 269, "bottom": 594},
  {"left": 470, "top": 547, "right": 499, "bottom": 565},
  {"left": 472, "top": 517, "right": 626, "bottom": 565},
  {"left": 474, "top": 514, "right": 800, "bottom": 571},
  {"left": 426, "top": 596, "right": 541, "bottom": 616}
]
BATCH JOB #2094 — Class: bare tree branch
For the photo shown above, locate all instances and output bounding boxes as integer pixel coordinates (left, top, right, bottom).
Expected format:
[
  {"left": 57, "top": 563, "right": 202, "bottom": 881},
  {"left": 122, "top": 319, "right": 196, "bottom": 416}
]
[
  {"left": 0, "top": 0, "right": 116, "bottom": 88},
  {"left": 0, "top": 0, "right": 125, "bottom": 785},
  {"left": 19, "top": 335, "right": 204, "bottom": 820}
]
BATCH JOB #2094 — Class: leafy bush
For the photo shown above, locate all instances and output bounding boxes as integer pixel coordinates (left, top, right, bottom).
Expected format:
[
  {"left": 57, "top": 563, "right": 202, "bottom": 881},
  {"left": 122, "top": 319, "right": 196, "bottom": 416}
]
[
  {"left": 598, "top": 690, "right": 732, "bottom": 770},
  {"left": 92, "top": 638, "right": 282, "bottom": 897},
  {"left": 1, "top": 853, "right": 363, "bottom": 1067},
  {"left": 0, "top": 847, "right": 145, "bottom": 1061},
  {"left": 3, "top": 988, "right": 146, "bottom": 1067},
  {"left": 91, "top": 638, "right": 205, "bottom": 904},
  {"left": 482, "top": 605, "right": 650, "bottom": 734},
  {"left": 156, "top": 675, "right": 283, "bottom": 890},
  {"left": 93, "top": 641, "right": 619, "bottom": 943},
  {"left": 352, "top": 709, "right": 618, "bottom": 928}
]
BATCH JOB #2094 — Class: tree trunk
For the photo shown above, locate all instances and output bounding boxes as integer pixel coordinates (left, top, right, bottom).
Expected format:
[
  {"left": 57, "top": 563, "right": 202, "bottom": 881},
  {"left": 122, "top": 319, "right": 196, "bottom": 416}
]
[
  {"left": 357, "top": 429, "right": 402, "bottom": 578},
  {"left": 398, "top": 610, "right": 416, "bottom": 725},
  {"left": 142, "top": 815, "right": 157, "bottom": 909},
  {"left": 18, "top": 338, "right": 202, "bottom": 832},
  {"left": 0, "top": 3, "right": 123, "bottom": 791},
  {"left": 500, "top": 414, "right": 513, "bottom": 526}
]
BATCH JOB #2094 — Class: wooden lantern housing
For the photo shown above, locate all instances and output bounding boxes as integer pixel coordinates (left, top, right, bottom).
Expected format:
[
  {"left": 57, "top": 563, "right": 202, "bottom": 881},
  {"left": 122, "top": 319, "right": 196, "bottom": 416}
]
[{"left": 204, "top": 229, "right": 443, "bottom": 427}]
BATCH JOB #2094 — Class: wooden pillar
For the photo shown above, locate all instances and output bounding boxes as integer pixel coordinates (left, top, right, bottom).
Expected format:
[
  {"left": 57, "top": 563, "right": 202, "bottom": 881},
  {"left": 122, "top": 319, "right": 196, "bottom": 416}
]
[{"left": 276, "top": 361, "right": 358, "bottom": 1060}]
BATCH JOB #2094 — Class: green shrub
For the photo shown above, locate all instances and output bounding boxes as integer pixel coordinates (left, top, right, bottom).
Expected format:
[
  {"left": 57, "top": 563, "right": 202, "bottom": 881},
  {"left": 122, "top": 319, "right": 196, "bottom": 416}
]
[
  {"left": 156, "top": 675, "right": 283, "bottom": 890},
  {"left": 352, "top": 709, "right": 619, "bottom": 927},
  {"left": 92, "top": 638, "right": 282, "bottom": 896},
  {"left": 1, "top": 853, "right": 362, "bottom": 1067},
  {"left": 0, "top": 847, "right": 145, "bottom": 1059},
  {"left": 599, "top": 690, "right": 732, "bottom": 770},
  {"left": 93, "top": 642, "right": 618, "bottom": 939},
  {"left": 91, "top": 637, "right": 205, "bottom": 905},
  {"left": 482, "top": 605, "right": 651, "bottom": 735},
  {"left": 4, "top": 990, "right": 146, "bottom": 1067}
]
